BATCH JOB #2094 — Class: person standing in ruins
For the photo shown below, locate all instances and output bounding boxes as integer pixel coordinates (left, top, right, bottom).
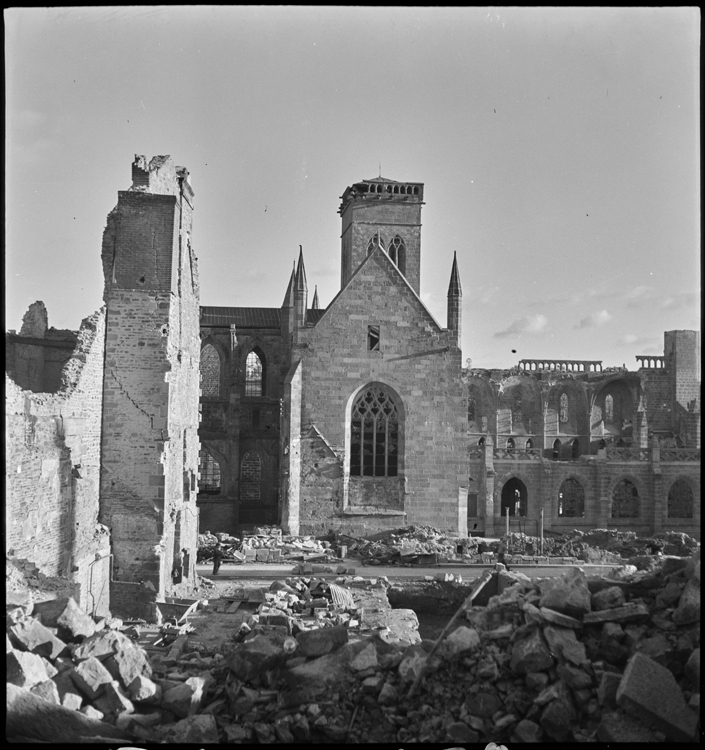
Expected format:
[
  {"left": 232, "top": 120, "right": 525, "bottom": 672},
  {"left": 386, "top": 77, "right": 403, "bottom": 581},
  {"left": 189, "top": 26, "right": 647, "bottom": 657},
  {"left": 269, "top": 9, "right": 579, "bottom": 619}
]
[{"left": 212, "top": 543, "right": 224, "bottom": 575}]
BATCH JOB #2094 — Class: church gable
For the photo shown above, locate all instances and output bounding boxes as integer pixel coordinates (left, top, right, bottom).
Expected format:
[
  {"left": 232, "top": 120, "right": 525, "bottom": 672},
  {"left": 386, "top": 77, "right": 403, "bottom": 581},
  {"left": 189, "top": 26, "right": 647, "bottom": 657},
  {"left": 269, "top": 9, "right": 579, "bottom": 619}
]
[{"left": 307, "top": 245, "right": 447, "bottom": 355}]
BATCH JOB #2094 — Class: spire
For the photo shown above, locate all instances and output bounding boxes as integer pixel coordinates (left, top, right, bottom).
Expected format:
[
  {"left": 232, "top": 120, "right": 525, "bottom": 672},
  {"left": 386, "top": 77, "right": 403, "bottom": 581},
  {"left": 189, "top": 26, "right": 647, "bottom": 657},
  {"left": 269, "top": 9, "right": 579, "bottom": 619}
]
[
  {"left": 447, "top": 252, "right": 462, "bottom": 297},
  {"left": 295, "top": 245, "right": 308, "bottom": 293},
  {"left": 282, "top": 262, "right": 296, "bottom": 308},
  {"left": 311, "top": 285, "right": 319, "bottom": 310},
  {"left": 447, "top": 252, "right": 462, "bottom": 347}
]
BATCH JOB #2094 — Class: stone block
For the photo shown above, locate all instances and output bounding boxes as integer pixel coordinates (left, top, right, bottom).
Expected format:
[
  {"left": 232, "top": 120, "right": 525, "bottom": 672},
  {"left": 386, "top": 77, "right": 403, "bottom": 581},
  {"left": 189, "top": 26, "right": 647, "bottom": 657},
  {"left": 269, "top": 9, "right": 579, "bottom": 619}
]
[
  {"left": 557, "top": 663, "right": 592, "bottom": 690},
  {"left": 80, "top": 705, "right": 105, "bottom": 721},
  {"left": 349, "top": 642, "right": 378, "bottom": 671},
  {"left": 398, "top": 643, "right": 434, "bottom": 684},
  {"left": 510, "top": 626, "right": 554, "bottom": 675},
  {"left": 582, "top": 602, "right": 650, "bottom": 625},
  {"left": 162, "top": 676, "right": 207, "bottom": 718},
  {"left": 129, "top": 673, "right": 161, "bottom": 704},
  {"left": 539, "top": 683, "right": 577, "bottom": 740},
  {"left": 163, "top": 714, "right": 219, "bottom": 744},
  {"left": 68, "top": 656, "right": 114, "bottom": 700},
  {"left": 29, "top": 679, "right": 61, "bottom": 704},
  {"left": 543, "top": 626, "right": 588, "bottom": 667},
  {"left": 105, "top": 642, "right": 152, "bottom": 689},
  {"left": 511, "top": 718, "right": 544, "bottom": 742},
  {"left": 672, "top": 578, "right": 700, "bottom": 625},
  {"left": 446, "top": 721, "right": 479, "bottom": 743},
  {"left": 591, "top": 585, "right": 626, "bottom": 611},
  {"left": 52, "top": 670, "right": 83, "bottom": 708},
  {"left": 440, "top": 626, "right": 481, "bottom": 659},
  {"left": 634, "top": 633, "right": 673, "bottom": 666},
  {"left": 466, "top": 690, "right": 502, "bottom": 718},
  {"left": 597, "top": 670, "right": 621, "bottom": 707},
  {"left": 71, "top": 629, "right": 132, "bottom": 662},
  {"left": 539, "top": 607, "right": 582, "bottom": 629},
  {"left": 378, "top": 681, "right": 398, "bottom": 705},
  {"left": 616, "top": 652, "right": 698, "bottom": 741},
  {"left": 32, "top": 598, "right": 96, "bottom": 642},
  {"left": 539, "top": 567, "right": 591, "bottom": 618},
  {"left": 285, "top": 645, "right": 352, "bottom": 699},
  {"left": 525, "top": 671, "right": 550, "bottom": 691},
  {"left": 93, "top": 679, "right": 135, "bottom": 719},
  {"left": 7, "top": 649, "right": 50, "bottom": 688},
  {"left": 9, "top": 618, "right": 69, "bottom": 660},
  {"left": 296, "top": 626, "right": 348, "bottom": 657},
  {"left": 684, "top": 648, "right": 699, "bottom": 688}
]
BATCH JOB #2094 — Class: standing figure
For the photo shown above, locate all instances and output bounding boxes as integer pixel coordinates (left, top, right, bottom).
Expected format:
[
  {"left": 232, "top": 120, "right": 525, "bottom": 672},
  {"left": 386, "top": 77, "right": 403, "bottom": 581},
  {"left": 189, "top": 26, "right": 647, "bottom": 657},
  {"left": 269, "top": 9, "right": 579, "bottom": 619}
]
[{"left": 212, "top": 543, "right": 224, "bottom": 575}]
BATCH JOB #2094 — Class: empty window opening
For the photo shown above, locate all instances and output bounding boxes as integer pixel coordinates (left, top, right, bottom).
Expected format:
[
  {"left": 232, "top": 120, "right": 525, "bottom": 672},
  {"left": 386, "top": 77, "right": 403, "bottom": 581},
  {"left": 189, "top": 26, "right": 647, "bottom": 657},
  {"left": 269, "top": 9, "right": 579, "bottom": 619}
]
[
  {"left": 350, "top": 387, "right": 399, "bottom": 477},
  {"left": 525, "top": 438, "right": 533, "bottom": 450},
  {"left": 512, "top": 390, "right": 523, "bottom": 430},
  {"left": 198, "top": 450, "right": 221, "bottom": 494},
  {"left": 388, "top": 235, "right": 407, "bottom": 275},
  {"left": 200, "top": 344, "right": 220, "bottom": 397},
  {"left": 367, "top": 325, "right": 380, "bottom": 351},
  {"left": 558, "top": 478, "right": 585, "bottom": 517},
  {"left": 667, "top": 480, "right": 694, "bottom": 518},
  {"left": 478, "top": 437, "right": 485, "bottom": 448},
  {"left": 501, "top": 477, "right": 527, "bottom": 517},
  {"left": 612, "top": 479, "right": 639, "bottom": 518},
  {"left": 560, "top": 393, "right": 569, "bottom": 423},
  {"left": 571, "top": 439, "right": 580, "bottom": 460},
  {"left": 552, "top": 439, "right": 561, "bottom": 460},
  {"left": 245, "top": 350, "right": 264, "bottom": 397},
  {"left": 506, "top": 437, "right": 515, "bottom": 454}
]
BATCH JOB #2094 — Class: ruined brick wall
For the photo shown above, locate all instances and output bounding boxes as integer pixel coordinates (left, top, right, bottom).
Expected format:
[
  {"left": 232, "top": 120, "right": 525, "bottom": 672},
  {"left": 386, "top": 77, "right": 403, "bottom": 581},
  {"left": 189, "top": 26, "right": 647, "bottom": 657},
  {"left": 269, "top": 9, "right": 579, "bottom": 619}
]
[
  {"left": 99, "top": 156, "right": 200, "bottom": 612},
  {"left": 5, "top": 308, "right": 111, "bottom": 616},
  {"left": 665, "top": 330, "right": 701, "bottom": 448},
  {"left": 291, "top": 248, "right": 466, "bottom": 535}
]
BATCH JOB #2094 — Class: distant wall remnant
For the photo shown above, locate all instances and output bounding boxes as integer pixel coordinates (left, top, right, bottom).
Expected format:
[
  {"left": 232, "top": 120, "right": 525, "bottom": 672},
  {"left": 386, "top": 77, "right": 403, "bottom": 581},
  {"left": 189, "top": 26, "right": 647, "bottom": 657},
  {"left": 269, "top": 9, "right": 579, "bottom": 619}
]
[{"left": 5, "top": 306, "right": 111, "bottom": 617}]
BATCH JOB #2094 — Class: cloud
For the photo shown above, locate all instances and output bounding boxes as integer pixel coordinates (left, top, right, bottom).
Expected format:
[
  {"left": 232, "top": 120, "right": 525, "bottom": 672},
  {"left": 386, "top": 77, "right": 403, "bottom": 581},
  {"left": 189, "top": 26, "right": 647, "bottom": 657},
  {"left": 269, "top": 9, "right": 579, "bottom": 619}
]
[
  {"left": 467, "top": 284, "right": 501, "bottom": 307},
  {"left": 624, "top": 286, "right": 698, "bottom": 311},
  {"left": 494, "top": 314, "right": 548, "bottom": 339},
  {"left": 574, "top": 309, "right": 612, "bottom": 329},
  {"left": 617, "top": 333, "right": 660, "bottom": 349}
]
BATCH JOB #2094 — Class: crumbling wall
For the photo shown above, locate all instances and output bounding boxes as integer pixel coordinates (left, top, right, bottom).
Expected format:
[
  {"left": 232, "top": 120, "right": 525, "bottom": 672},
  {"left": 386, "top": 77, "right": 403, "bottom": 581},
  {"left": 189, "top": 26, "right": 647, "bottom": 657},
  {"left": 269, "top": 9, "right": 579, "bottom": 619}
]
[
  {"left": 99, "top": 156, "right": 200, "bottom": 617},
  {"left": 5, "top": 308, "right": 110, "bottom": 616}
]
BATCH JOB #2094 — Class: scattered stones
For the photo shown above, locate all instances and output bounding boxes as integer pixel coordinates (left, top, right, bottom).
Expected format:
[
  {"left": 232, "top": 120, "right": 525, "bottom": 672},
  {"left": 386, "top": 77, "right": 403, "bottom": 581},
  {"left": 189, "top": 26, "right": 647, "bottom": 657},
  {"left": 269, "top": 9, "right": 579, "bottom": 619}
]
[
  {"left": 440, "top": 626, "right": 480, "bottom": 659},
  {"left": 31, "top": 598, "right": 97, "bottom": 642},
  {"left": 539, "top": 567, "right": 591, "bottom": 618},
  {"left": 7, "top": 649, "right": 51, "bottom": 688},
  {"left": 295, "top": 625, "right": 348, "bottom": 657},
  {"left": 510, "top": 626, "right": 554, "bottom": 675},
  {"left": 227, "top": 634, "right": 281, "bottom": 682},
  {"left": 591, "top": 585, "right": 626, "bottom": 610},
  {"left": 583, "top": 601, "right": 650, "bottom": 624},
  {"left": 543, "top": 626, "right": 588, "bottom": 667}
]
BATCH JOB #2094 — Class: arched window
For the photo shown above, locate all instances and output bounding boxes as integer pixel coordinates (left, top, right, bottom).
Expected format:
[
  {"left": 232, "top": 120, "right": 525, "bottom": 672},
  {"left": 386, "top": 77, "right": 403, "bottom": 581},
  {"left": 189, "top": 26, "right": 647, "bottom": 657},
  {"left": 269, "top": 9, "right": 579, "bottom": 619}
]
[
  {"left": 506, "top": 437, "right": 515, "bottom": 454},
  {"left": 604, "top": 394, "right": 614, "bottom": 422},
  {"left": 478, "top": 437, "right": 485, "bottom": 448},
  {"left": 350, "top": 386, "right": 399, "bottom": 477},
  {"left": 467, "top": 392, "right": 476, "bottom": 426},
  {"left": 558, "top": 478, "right": 585, "bottom": 517},
  {"left": 501, "top": 477, "right": 527, "bottom": 517},
  {"left": 198, "top": 450, "right": 221, "bottom": 494},
  {"left": 200, "top": 344, "right": 220, "bottom": 397},
  {"left": 667, "top": 480, "right": 694, "bottom": 518},
  {"left": 388, "top": 235, "right": 407, "bottom": 275},
  {"left": 612, "top": 479, "right": 639, "bottom": 518},
  {"left": 552, "top": 439, "right": 561, "bottom": 461},
  {"left": 571, "top": 439, "right": 580, "bottom": 460},
  {"left": 560, "top": 393, "right": 569, "bottom": 423},
  {"left": 367, "top": 233, "right": 385, "bottom": 255},
  {"left": 525, "top": 438, "right": 533, "bottom": 451},
  {"left": 245, "top": 350, "right": 264, "bottom": 397}
]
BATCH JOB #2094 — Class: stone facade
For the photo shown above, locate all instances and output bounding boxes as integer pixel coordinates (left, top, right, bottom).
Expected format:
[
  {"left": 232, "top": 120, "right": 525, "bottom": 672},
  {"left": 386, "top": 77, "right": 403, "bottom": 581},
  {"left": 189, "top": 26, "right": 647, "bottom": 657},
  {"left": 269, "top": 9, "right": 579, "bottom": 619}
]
[
  {"left": 466, "top": 330, "right": 701, "bottom": 539},
  {"left": 197, "top": 176, "right": 700, "bottom": 541}
]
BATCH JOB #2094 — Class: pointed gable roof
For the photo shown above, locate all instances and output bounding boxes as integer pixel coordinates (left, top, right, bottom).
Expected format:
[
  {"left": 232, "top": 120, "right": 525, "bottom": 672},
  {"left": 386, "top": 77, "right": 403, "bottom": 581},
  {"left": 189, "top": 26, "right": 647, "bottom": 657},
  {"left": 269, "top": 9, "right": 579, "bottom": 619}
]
[{"left": 311, "top": 241, "right": 443, "bottom": 331}]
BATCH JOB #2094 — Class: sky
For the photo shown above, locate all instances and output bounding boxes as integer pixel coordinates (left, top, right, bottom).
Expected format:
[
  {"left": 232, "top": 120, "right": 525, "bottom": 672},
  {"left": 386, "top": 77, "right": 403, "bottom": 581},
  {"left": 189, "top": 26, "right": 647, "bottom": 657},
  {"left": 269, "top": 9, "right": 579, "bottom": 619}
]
[{"left": 5, "top": 7, "right": 700, "bottom": 370}]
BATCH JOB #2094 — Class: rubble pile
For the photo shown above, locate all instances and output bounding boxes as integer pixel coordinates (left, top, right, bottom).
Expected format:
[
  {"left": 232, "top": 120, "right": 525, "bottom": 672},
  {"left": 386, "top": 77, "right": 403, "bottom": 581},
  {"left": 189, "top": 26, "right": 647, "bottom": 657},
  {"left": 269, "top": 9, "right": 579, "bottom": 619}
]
[
  {"left": 7, "top": 558, "right": 80, "bottom": 608},
  {"left": 6, "top": 545, "right": 700, "bottom": 743},
  {"left": 197, "top": 530, "right": 335, "bottom": 565}
]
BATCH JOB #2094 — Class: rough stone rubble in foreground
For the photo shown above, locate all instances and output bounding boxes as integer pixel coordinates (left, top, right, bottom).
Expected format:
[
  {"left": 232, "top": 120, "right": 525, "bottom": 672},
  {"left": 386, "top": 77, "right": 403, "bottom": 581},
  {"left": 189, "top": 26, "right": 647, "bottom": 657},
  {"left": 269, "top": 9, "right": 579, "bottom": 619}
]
[{"left": 6, "top": 543, "right": 700, "bottom": 743}]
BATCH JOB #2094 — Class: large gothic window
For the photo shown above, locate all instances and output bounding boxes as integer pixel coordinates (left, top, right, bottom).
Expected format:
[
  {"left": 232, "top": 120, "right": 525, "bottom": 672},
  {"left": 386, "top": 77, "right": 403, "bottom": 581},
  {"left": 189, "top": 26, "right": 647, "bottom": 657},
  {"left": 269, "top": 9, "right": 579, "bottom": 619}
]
[
  {"left": 350, "top": 387, "right": 399, "bottom": 477},
  {"left": 604, "top": 394, "right": 614, "bottom": 422},
  {"left": 558, "top": 478, "right": 585, "bottom": 517},
  {"left": 200, "top": 344, "right": 220, "bottom": 397},
  {"left": 388, "top": 235, "right": 407, "bottom": 275},
  {"left": 367, "top": 233, "right": 385, "bottom": 255},
  {"left": 667, "top": 480, "right": 694, "bottom": 518},
  {"left": 612, "top": 479, "right": 639, "bottom": 518},
  {"left": 245, "top": 350, "right": 264, "bottom": 397},
  {"left": 198, "top": 450, "right": 221, "bottom": 494},
  {"left": 467, "top": 393, "right": 476, "bottom": 426},
  {"left": 560, "top": 393, "right": 569, "bottom": 423}
]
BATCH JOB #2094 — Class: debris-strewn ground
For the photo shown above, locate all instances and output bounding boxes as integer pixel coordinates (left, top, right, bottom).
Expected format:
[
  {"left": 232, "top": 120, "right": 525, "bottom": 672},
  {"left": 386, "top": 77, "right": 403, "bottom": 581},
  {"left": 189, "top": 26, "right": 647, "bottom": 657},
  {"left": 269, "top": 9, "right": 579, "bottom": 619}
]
[{"left": 6, "top": 534, "right": 700, "bottom": 744}]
